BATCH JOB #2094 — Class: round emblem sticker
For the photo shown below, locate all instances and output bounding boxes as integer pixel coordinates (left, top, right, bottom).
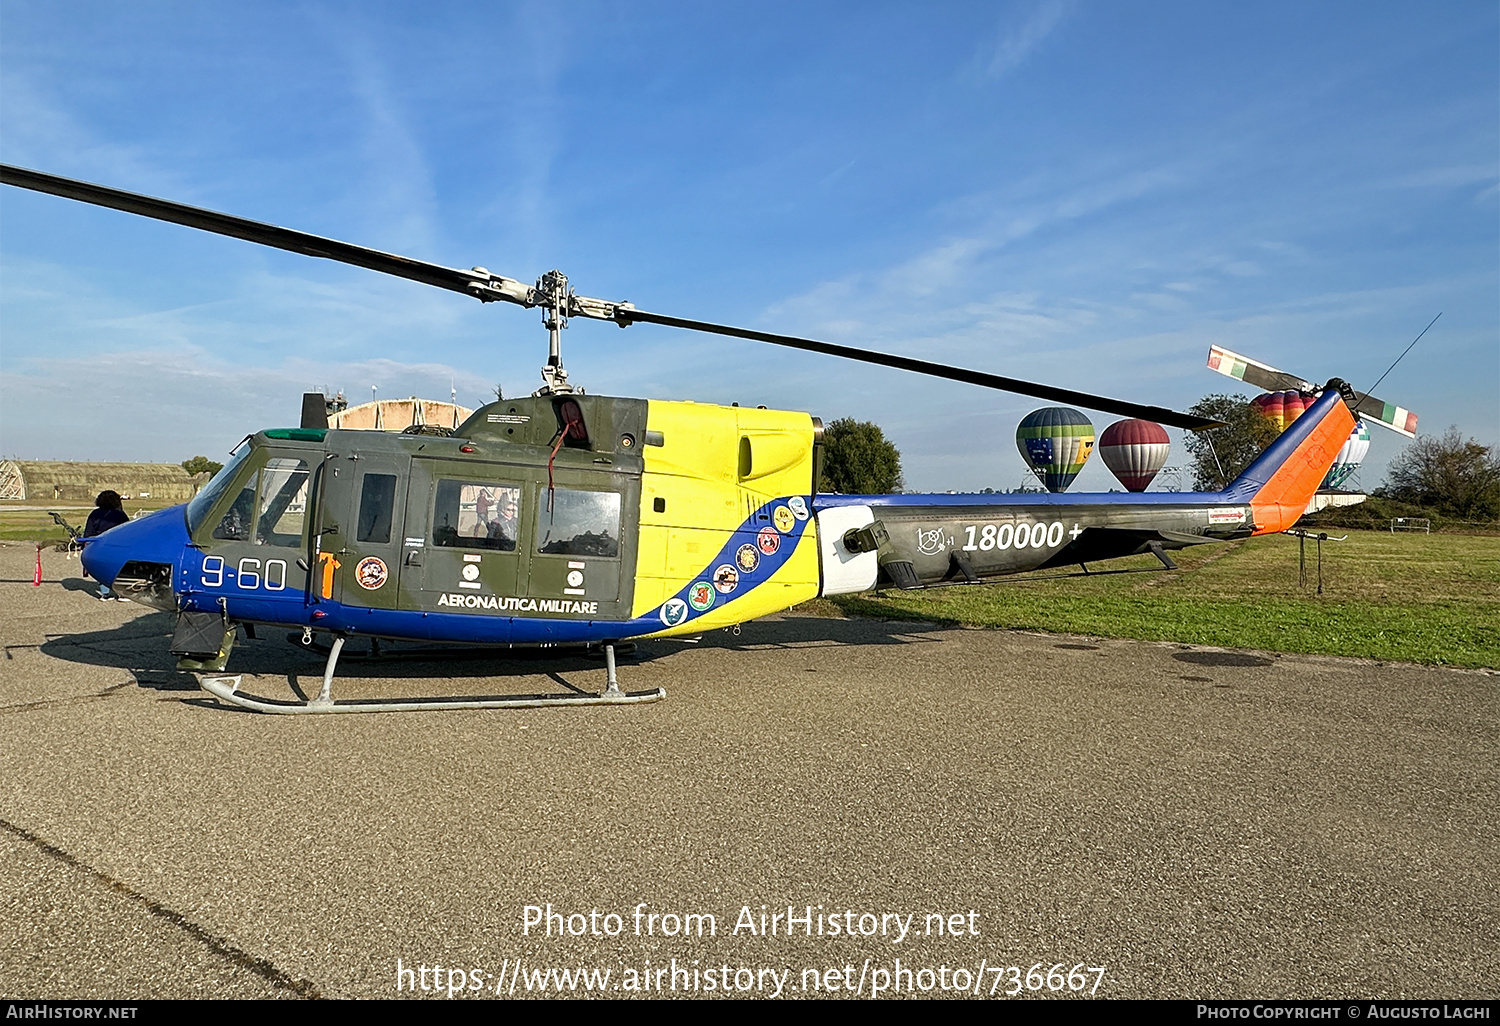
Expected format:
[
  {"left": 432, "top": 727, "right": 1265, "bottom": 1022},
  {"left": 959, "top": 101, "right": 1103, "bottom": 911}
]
[
  {"left": 736, "top": 543, "right": 761, "bottom": 573},
  {"left": 773, "top": 504, "right": 795, "bottom": 533},
  {"left": 659, "top": 598, "right": 689, "bottom": 626},
  {"left": 687, "top": 581, "right": 715, "bottom": 611},
  {"left": 788, "top": 496, "right": 809, "bottom": 521},
  {"left": 712, "top": 564, "right": 739, "bottom": 594},
  {"left": 462, "top": 563, "right": 480, "bottom": 581},
  {"left": 757, "top": 527, "right": 780, "bottom": 555},
  {"left": 356, "top": 556, "right": 388, "bottom": 590}
]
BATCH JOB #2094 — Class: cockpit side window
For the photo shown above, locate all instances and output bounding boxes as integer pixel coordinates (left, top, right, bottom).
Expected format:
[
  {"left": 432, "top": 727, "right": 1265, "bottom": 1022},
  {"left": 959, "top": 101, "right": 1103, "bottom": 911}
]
[
  {"left": 357, "top": 474, "right": 398, "bottom": 544},
  {"left": 536, "top": 490, "right": 620, "bottom": 558},
  {"left": 432, "top": 481, "right": 522, "bottom": 552},
  {"left": 255, "top": 459, "right": 310, "bottom": 546},
  {"left": 203, "top": 455, "right": 309, "bottom": 546}
]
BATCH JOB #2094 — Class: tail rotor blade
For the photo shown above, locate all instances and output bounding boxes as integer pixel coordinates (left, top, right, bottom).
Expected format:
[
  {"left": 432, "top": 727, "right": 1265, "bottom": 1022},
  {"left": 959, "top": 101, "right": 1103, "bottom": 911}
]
[
  {"left": 1350, "top": 391, "right": 1418, "bottom": 437},
  {"left": 1205, "top": 345, "right": 1418, "bottom": 437},
  {"left": 1206, "top": 345, "right": 1314, "bottom": 393}
]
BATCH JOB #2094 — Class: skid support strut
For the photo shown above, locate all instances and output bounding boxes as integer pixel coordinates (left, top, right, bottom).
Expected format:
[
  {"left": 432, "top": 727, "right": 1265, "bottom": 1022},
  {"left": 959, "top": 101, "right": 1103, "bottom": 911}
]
[
  {"left": 604, "top": 643, "right": 621, "bottom": 697},
  {"left": 311, "top": 634, "right": 345, "bottom": 708},
  {"left": 197, "top": 638, "right": 663, "bottom": 714}
]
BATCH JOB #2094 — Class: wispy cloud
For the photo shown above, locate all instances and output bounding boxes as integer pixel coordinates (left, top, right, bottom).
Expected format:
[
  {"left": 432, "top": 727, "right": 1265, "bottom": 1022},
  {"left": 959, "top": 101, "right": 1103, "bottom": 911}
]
[
  {"left": 0, "top": 73, "right": 193, "bottom": 198},
  {"left": 297, "top": 17, "right": 444, "bottom": 262},
  {"left": 1387, "top": 163, "right": 1498, "bottom": 191},
  {"left": 983, "top": 0, "right": 1073, "bottom": 79},
  {"left": 763, "top": 159, "right": 1189, "bottom": 350}
]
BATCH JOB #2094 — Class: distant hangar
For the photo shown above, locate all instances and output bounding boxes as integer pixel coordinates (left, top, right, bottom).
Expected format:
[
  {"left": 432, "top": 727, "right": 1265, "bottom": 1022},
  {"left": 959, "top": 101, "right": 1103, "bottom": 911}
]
[
  {"left": 1, "top": 397, "right": 473, "bottom": 503},
  {"left": 0, "top": 460, "right": 204, "bottom": 503}
]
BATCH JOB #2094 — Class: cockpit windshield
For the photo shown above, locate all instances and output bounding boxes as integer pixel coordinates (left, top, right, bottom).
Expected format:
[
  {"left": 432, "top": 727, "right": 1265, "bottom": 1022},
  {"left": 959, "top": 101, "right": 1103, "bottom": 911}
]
[{"left": 186, "top": 444, "right": 252, "bottom": 535}]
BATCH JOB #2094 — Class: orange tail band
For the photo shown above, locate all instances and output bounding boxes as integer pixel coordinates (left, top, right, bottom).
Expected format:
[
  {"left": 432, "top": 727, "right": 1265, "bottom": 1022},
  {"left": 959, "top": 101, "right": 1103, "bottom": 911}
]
[{"left": 1221, "top": 384, "right": 1356, "bottom": 535}]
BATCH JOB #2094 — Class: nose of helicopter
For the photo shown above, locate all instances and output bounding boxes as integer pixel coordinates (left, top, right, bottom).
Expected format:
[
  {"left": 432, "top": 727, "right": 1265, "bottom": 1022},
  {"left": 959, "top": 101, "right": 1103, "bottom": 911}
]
[{"left": 80, "top": 506, "right": 189, "bottom": 606}]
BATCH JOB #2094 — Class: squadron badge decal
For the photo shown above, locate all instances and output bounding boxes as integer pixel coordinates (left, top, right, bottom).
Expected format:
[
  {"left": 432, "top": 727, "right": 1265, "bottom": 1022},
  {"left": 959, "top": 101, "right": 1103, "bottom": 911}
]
[
  {"left": 688, "top": 581, "right": 716, "bottom": 611},
  {"left": 736, "top": 544, "right": 761, "bottom": 573},
  {"left": 659, "top": 598, "right": 690, "bottom": 627},
  {"left": 712, "top": 564, "right": 739, "bottom": 594},
  {"left": 356, "top": 556, "right": 389, "bottom": 590}
]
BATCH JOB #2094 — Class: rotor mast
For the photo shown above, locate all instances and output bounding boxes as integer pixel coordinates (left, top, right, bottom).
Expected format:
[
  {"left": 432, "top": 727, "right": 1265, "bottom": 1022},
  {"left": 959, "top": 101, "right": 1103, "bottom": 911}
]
[
  {"left": 466, "top": 264, "right": 636, "bottom": 396},
  {"left": 537, "top": 269, "right": 573, "bottom": 395}
]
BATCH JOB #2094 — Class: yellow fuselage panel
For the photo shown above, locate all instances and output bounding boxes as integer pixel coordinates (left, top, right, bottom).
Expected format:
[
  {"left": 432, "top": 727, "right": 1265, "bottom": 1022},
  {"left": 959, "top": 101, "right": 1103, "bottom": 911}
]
[{"left": 633, "top": 401, "right": 819, "bottom": 629}]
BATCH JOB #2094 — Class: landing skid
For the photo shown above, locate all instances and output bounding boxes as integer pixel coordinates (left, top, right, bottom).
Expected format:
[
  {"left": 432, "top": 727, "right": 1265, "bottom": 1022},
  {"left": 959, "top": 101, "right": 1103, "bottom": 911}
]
[{"left": 197, "top": 639, "right": 663, "bottom": 714}]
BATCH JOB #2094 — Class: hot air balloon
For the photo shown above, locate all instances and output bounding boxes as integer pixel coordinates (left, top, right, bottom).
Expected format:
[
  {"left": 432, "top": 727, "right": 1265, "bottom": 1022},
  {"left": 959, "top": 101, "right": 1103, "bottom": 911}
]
[
  {"left": 1017, "top": 407, "right": 1094, "bottom": 492},
  {"left": 1323, "top": 419, "right": 1371, "bottom": 489},
  {"left": 1099, "top": 419, "right": 1170, "bottom": 492},
  {"left": 1250, "top": 390, "right": 1318, "bottom": 432}
]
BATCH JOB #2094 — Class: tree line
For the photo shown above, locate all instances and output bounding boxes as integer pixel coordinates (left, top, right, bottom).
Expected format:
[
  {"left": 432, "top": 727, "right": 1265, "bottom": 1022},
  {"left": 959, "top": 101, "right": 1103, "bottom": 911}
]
[{"left": 1185, "top": 394, "right": 1499, "bottom": 522}]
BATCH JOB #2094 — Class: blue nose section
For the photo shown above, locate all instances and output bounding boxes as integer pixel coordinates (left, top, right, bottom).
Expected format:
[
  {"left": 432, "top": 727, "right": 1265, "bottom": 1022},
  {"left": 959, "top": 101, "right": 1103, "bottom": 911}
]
[{"left": 80, "top": 505, "right": 190, "bottom": 585}]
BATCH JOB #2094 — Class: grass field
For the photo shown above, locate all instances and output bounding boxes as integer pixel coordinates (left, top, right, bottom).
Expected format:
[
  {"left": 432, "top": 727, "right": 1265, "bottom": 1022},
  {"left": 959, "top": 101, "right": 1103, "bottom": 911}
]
[
  {"left": 817, "top": 530, "right": 1499, "bottom": 668},
  {"left": 0, "top": 504, "right": 171, "bottom": 544},
  {"left": 5, "top": 504, "right": 1494, "bottom": 667}
]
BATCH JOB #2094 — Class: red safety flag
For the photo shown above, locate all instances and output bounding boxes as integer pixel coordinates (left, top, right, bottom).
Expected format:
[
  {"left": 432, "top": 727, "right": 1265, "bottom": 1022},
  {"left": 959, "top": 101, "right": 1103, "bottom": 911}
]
[{"left": 33, "top": 543, "right": 43, "bottom": 586}]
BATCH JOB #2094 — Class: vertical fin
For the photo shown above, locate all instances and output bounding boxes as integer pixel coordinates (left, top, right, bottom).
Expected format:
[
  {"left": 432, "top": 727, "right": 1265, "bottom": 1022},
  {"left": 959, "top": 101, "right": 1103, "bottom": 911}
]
[{"left": 1221, "top": 384, "right": 1357, "bottom": 535}]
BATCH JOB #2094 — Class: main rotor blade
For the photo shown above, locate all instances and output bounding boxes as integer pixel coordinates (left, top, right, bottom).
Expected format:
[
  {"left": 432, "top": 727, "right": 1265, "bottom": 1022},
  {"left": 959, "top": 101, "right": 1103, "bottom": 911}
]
[
  {"left": 618, "top": 308, "right": 1223, "bottom": 431},
  {"left": 0, "top": 164, "right": 535, "bottom": 306},
  {"left": 3, "top": 163, "right": 1220, "bottom": 429}
]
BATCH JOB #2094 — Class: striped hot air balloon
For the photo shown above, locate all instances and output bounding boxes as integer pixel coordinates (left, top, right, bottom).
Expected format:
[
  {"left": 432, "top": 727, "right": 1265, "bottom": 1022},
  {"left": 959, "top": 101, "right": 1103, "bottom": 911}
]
[
  {"left": 1323, "top": 419, "right": 1371, "bottom": 489},
  {"left": 1099, "top": 419, "right": 1170, "bottom": 492},
  {"left": 1250, "top": 390, "right": 1318, "bottom": 432},
  {"left": 1017, "top": 407, "right": 1094, "bottom": 492}
]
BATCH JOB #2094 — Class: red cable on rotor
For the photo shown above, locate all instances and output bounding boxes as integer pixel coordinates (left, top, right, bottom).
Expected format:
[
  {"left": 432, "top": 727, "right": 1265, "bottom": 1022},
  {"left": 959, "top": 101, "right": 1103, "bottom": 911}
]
[{"left": 546, "top": 401, "right": 589, "bottom": 513}]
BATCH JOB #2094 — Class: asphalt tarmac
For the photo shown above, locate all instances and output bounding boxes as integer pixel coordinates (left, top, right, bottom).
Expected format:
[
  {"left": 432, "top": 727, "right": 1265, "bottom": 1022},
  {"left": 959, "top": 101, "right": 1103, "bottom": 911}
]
[{"left": 1, "top": 540, "right": 1495, "bottom": 1001}]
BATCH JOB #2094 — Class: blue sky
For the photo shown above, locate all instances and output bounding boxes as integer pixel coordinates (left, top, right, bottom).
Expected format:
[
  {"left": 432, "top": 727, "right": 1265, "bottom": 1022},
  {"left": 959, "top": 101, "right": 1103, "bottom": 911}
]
[{"left": 2, "top": 1, "right": 1495, "bottom": 493}]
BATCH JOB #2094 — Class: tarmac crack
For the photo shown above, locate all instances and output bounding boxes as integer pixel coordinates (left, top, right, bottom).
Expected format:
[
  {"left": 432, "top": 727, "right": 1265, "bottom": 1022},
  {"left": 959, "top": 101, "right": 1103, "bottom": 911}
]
[{"left": 0, "top": 817, "right": 323, "bottom": 999}]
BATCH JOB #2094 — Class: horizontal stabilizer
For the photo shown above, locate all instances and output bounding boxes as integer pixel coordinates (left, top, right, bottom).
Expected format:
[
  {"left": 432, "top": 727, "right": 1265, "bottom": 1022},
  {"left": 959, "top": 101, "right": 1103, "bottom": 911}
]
[{"left": 1034, "top": 526, "right": 1218, "bottom": 572}]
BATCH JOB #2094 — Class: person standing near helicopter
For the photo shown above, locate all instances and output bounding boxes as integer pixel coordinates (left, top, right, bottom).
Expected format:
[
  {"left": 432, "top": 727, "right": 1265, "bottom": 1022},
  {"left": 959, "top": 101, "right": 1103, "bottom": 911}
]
[{"left": 83, "top": 490, "right": 129, "bottom": 599}]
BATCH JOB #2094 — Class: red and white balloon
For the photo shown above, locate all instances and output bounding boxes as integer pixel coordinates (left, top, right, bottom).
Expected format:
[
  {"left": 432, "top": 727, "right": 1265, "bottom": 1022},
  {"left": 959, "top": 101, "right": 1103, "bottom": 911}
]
[{"left": 1099, "top": 419, "right": 1170, "bottom": 492}]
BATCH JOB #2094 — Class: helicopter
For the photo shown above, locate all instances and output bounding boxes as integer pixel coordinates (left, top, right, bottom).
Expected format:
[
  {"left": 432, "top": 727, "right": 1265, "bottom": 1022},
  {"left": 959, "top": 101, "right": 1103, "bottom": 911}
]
[{"left": 0, "top": 164, "right": 1417, "bottom": 715}]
